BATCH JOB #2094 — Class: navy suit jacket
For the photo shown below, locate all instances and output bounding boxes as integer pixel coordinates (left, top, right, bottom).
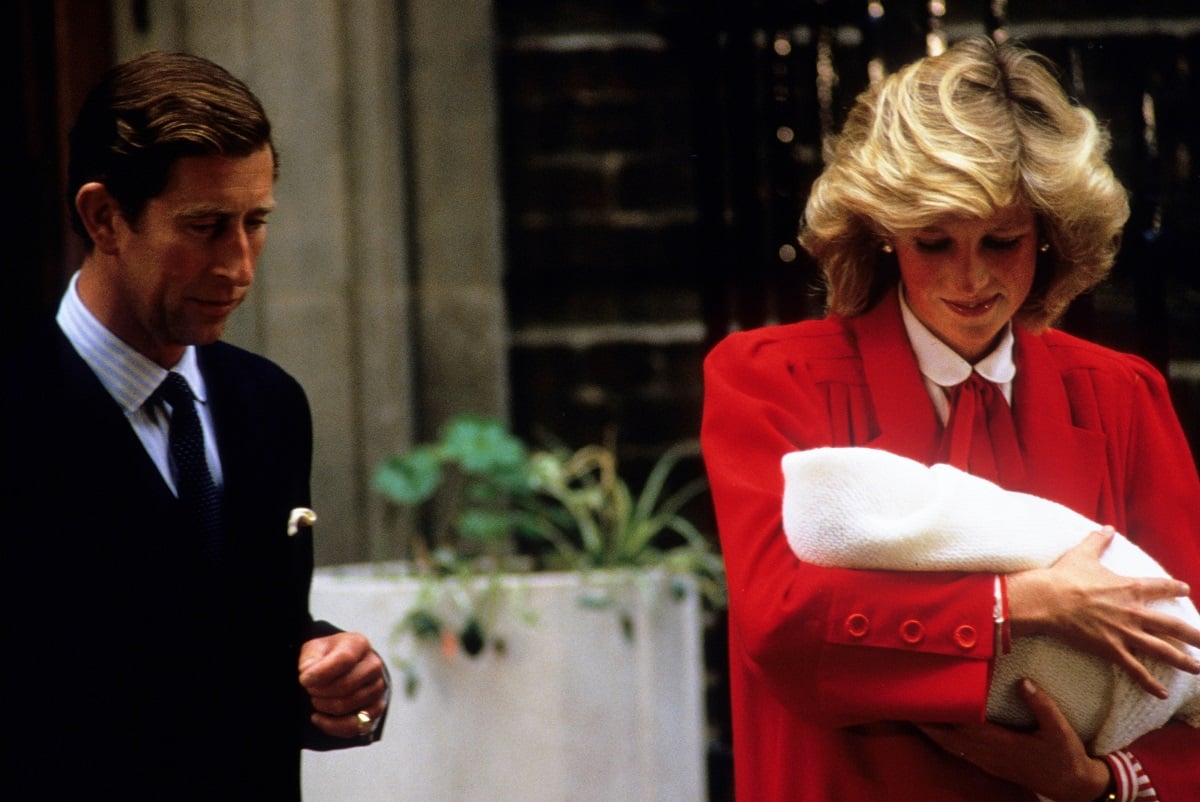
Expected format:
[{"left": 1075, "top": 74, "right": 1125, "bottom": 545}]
[{"left": 3, "top": 320, "right": 361, "bottom": 800}]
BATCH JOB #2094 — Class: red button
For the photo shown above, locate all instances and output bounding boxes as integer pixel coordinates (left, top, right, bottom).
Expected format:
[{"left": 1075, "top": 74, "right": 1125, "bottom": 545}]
[
  {"left": 900, "top": 619, "right": 925, "bottom": 644},
  {"left": 845, "top": 613, "right": 870, "bottom": 638},
  {"left": 954, "top": 624, "right": 978, "bottom": 650}
]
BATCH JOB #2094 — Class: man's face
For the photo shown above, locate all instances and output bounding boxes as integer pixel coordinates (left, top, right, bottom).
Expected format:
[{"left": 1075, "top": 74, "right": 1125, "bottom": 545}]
[{"left": 105, "top": 146, "right": 275, "bottom": 367}]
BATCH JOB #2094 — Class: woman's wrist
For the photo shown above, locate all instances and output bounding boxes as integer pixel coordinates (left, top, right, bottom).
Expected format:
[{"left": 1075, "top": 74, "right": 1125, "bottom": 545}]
[
  {"left": 1041, "top": 755, "right": 1114, "bottom": 802},
  {"left": 1086, "top": 757, "right": 1116, "bottom": 802},
  {"left": 1005, "top": 568, "right": 1056, "bottom": 638}
]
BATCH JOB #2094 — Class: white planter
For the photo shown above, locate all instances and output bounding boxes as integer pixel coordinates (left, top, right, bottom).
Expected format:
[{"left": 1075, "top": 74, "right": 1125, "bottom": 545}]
[{"left": 302, "top": 564, "right": 707, "bottom": 802}]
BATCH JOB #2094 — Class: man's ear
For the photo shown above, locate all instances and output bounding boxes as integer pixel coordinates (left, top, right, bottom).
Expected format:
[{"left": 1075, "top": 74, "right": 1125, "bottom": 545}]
[{"left": 74, "top": 182, "right": 123, "bottom": 255}]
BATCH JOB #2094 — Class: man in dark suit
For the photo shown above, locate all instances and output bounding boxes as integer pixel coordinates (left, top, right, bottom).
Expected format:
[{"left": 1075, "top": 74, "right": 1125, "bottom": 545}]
[{"left": 2, "top": 50, "right": 388, "bottom": 800}]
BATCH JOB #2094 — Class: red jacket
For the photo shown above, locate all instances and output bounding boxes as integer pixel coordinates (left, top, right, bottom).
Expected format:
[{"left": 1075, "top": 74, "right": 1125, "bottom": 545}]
[{"left": 701, "top": 290, "right": 1200, "bottom": 801}]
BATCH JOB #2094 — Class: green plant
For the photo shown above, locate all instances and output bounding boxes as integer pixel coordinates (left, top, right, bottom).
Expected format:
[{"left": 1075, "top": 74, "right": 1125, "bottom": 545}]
[{"left": 372, "top": 414, "right": 726, "bottom": 696}]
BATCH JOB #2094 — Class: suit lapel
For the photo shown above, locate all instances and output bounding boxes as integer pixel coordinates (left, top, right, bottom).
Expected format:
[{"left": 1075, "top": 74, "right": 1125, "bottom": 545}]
[
  {"left": 198, "top": 344, "right": 257, "bottom": 531},
  {"left": 52, "top": 327, "right": 178, "bottom": 510},
  {"left": 198, "top": 344, "right": 313, "bottom": 632},
  {"left": 39, "top": 326, "right": 203, "bottom": 577},
  {"left": 198, "top": 343, "right": 293, "bottom": 557},
  {"left": 1011, "top": 328, "right": 1107, "bottom": 514},
  {"left": 848, "top": 290, "right": 944, "bottom": 463}
]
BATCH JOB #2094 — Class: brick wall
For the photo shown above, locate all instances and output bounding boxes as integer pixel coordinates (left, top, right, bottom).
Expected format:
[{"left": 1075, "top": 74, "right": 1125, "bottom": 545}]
[
  {"left": 497, "top": 0, "right": 1199, "bottom": 462},
  {"left": 499, "top": 4, "right": 707, "bottom": 467},
  {"left": 496, "top": 8, "right": 732, "bottom": 794}
]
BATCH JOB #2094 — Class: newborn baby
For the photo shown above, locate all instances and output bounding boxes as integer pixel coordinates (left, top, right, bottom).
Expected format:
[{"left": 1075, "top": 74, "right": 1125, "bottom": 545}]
[{"left": 781, "top": 446, "right": 1200, "bottom": 755}]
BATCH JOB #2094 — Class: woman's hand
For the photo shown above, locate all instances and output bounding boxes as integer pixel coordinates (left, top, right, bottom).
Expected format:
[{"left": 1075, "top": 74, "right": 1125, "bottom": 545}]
[
  {"left": 919, "top": 679, "right": 1110, "bottom": 802},
  {"left": 1007, "top": 527, "right": 1200, "bottom": 697}
]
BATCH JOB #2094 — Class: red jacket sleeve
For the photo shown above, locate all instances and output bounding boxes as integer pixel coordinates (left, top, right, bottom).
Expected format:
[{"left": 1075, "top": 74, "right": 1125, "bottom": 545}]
[
  {"left": 701, "top": 327, "right": 996, "bottom": 728},
  {"left": 1106, "top": 356, "right": 1200, "bottom": 796}
]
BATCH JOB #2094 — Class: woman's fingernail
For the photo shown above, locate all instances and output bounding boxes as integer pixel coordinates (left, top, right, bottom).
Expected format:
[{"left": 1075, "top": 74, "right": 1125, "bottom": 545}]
[{"left": 1021, "top": 678, "right": 1037, "bottom": 695}]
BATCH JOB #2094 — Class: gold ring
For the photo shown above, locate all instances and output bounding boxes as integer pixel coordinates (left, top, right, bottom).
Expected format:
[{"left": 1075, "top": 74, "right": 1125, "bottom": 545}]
[{"left": 355, "top": 709, "right": 373, "bottom": 736}]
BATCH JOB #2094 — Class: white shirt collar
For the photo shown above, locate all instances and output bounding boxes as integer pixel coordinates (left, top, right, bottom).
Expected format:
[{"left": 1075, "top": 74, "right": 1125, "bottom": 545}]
[
  {"left": 898, "top": 284, "right": 1016, "bottom": 389},
  {"left": 56, "top": 271, "right": 208, "bottom": 413}
]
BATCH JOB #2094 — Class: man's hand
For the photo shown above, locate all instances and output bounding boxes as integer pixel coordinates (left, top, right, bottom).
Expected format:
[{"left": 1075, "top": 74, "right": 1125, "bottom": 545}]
[
  {"left": 1008, "top": 527, "right": 1200, "bottom": 697},
  {"left": 299, "top": 631, "right": 388, "bottom": 738},
  {"left": 918, "top": 678, "right": 1110, "bottom": 802}
]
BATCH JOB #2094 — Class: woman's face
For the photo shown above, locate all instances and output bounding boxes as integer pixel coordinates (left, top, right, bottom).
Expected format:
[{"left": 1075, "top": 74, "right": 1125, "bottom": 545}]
[{"left": 892, "top": 204, "right": 1038, "bottom": 363}]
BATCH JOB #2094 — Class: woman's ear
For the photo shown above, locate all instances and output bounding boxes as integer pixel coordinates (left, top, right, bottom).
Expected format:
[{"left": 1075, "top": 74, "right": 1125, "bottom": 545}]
[{"left": 74, "top": 182, "right": 122, "bottom": 255}]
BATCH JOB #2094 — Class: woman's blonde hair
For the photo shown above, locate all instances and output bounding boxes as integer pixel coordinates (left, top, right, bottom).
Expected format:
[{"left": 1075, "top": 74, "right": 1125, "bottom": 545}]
[{"left": 799, "top": 36, "right": 1129, "bottom": 329}]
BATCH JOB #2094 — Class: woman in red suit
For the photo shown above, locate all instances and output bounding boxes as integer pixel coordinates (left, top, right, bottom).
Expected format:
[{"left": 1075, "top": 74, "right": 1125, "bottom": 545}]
[{"left": 702, "top": 36, "right": 1200, "bottom": 801}]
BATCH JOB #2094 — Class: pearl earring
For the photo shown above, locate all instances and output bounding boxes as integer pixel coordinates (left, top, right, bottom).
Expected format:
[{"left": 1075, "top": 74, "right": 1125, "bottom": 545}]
[
  {"left": 881, "top": 242, "right": 895, "bottom": 254},
  {"left": 1038, "top": 241, "right": 1050, "bottom": 253}
]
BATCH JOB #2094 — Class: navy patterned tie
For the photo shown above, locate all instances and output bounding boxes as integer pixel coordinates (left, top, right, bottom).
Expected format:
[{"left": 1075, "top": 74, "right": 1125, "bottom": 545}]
[{"left": 155, "top": 372, "right": 224, "bottom": 563}]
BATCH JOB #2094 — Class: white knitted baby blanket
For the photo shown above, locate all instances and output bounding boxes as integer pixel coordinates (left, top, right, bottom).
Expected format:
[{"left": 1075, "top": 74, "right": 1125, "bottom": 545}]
[{"left": 781, "top": 446, "right": 1200, "bottom": 755}]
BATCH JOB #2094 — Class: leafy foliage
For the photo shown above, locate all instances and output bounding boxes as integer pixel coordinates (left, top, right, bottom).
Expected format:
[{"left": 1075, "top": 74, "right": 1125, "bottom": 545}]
[{"left": 372, "top": 415, "right": 726, "bottom": 696}]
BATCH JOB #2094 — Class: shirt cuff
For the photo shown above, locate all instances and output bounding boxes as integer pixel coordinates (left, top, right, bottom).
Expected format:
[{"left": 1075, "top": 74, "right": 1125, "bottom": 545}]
[
  {"left": 993, "top": 574, "right": 1011, "bottom": 655},
  {"left": 1103, "top": 750, "right": 1159, "bottom": 802}
]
